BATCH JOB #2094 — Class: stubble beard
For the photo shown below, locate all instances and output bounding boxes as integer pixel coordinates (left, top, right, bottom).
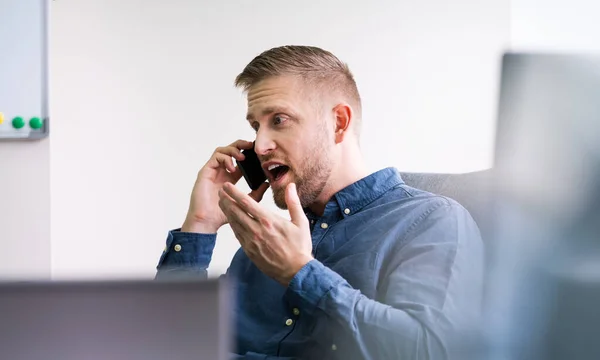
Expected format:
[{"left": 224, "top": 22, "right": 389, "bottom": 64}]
[{"left": 272, "top": 140, "right": 333, "bottom": 211}]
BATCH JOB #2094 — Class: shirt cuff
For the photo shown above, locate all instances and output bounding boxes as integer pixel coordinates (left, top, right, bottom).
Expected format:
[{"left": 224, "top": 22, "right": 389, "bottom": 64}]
[
  {"left": 156, "top": 228, "right": 217, "bottom": 269},
  {"left": 284, "top": 259, "right": 346, "bottom": 317}
]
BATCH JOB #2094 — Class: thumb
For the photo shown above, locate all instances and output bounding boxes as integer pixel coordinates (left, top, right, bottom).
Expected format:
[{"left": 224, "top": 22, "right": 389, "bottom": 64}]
[
  {"left": 249, "top": 182, "right": 270, "bottom": 202},
  {"left": 285, "top": 183, "right": 306, "bottom": 226}
]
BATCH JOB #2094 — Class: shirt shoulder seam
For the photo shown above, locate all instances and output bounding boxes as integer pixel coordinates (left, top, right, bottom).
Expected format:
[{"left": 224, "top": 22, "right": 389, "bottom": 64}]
[{"left": 402, "top": 196, "right": 453, "bottom": 240}]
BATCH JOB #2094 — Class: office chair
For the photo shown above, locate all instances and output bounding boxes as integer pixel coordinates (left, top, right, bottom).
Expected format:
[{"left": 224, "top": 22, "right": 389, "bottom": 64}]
[{"left": 399, "top": 169, "right": 494, "bottom": 242}]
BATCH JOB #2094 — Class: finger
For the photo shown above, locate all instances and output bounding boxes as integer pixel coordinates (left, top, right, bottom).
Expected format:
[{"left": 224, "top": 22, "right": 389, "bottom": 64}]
[
  {"left": 222, "top": 182, "right": 269, "bottom": 220},
  {"left": 218, "top": 187, "right": 236, "bottom": 218},
  {"left": 229, "top": 139, "right": 254, "bottom": 150},
  {"left": 249, "top": 182, "right": 270, "bottom": 202},
  {"left": 227, "top": 166, "right": 243, "bottom": 182},
  {"left": 228, "top": 211, "right": 261, "bottom": 259},
  {"left": 216, "top": 145, "right": 245, "bottom": 162},
  {"left": 229, "top": 218, "right": 252, "bottom": 249},
  {"left": 218, "top": 187, "right": 259, "bottom": 231},
  {"left": 222, "top": 139, "right": 254, "bottom": 160},
  {"left": 285, "top": 183, "right": 307, "bottom": 226},
  {"left": 214, "top": 153, "right": 237, "bottom": 173}
]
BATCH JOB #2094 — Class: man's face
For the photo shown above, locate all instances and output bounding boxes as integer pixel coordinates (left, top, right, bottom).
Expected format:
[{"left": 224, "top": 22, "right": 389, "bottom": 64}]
[{"left": 246, "top": 75, "right": 334, "bottom": 210}]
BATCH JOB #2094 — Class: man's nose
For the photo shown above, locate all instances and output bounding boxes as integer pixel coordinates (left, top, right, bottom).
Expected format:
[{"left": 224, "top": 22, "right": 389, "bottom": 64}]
[{"left": 254, "top": 130, "right": 276, "bottom": 156}]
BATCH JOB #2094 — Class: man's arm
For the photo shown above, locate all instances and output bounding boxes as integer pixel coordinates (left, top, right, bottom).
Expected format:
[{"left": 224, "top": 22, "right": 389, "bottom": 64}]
[
  {"left": 285, "top": 201, "right": 484, "bottom": 360},
  {"left": 155, "top": 229, "right": 217, "bottom": 280},
  {"left": 154, "top": 138, "right": 270, "bottom": 279},
  {"left": 156, "top": 231, "right": 300, "bottom": 360}
]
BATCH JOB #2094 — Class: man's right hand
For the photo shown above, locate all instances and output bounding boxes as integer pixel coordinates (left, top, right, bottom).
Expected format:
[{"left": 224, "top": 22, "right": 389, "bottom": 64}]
[{"left": 181, "top": 140, "right": 270, "bottom": 234}]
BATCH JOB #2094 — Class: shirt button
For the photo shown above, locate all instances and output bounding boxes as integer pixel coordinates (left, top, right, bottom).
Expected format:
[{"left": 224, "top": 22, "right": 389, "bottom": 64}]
[
  {"left": 344, "top": 208, "right": 351, "bottom": 215},
  {"left": 292, "top": 308, "right": 300, "bottom": 316},
  {"left": 285, "top": 318, "right": 293, "bottom": 326},
  {"left": 320, "top": 223, "right": 328, "bottom": 229},
  {"left": 174, "top": 244, "right": 182, "bottom": 252},
  {"left": 331, "top": 344, "right": 337, "bottom": 351}
]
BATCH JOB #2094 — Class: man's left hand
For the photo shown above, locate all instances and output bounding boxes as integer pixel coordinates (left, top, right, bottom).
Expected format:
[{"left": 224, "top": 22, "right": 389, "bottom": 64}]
[{"left": 218, "top": 182, "right": 313, "bottom": 286}]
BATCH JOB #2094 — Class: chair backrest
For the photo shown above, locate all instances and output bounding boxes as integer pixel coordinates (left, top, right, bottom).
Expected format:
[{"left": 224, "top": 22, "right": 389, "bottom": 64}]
[{"left": 399, "top": 169, "right": 494, "bottom": 243}]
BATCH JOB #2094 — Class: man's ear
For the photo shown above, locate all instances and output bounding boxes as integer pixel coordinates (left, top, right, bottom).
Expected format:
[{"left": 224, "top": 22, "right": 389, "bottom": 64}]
[{"left": 332, "top": 104, "right": 353, "bottom": 144}]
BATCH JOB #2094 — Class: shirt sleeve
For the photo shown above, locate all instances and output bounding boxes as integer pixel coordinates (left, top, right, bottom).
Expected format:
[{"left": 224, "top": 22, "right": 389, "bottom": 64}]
[
  {"left": 154, "top": 228, "right": 218, "bottom": 280},
  {"left": 284, "top": 200, "right": 484, "bottom": 360}
]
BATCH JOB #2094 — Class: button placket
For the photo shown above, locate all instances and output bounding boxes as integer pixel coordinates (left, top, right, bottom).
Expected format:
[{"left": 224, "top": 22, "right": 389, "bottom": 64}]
[{"left": 312, "top": 218, "right": 334, "bottom": 258}]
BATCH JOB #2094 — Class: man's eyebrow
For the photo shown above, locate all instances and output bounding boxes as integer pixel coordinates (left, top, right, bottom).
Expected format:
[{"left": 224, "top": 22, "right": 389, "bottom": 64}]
[{"left": 246, "top": 106, "right": 293, "bottom": 121}]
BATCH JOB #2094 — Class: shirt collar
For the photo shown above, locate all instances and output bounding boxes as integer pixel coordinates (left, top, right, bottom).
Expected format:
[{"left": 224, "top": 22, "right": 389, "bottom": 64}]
[{"left": 305, "top": 167, "right": 404, "bottom": 219}]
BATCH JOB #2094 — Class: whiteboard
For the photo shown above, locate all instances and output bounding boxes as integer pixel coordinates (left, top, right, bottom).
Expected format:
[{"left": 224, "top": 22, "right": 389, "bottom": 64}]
[{"left": 0, "top": 0, "right": 49, "bottom": 140}]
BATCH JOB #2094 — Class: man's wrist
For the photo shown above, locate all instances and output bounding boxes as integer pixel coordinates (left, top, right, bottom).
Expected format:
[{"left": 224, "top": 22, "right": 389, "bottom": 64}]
[
  {"left": 181, "top": 219, "right": 219, "bottom": 234},
  {"left": 282, "top": 255, "right": 314, "bottom": 286}
]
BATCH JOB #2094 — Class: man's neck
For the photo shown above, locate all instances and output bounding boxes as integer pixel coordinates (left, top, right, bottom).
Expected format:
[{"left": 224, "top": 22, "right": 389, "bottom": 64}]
[{"left": 308, "top": 155, "right": 369, "bottom": 217}]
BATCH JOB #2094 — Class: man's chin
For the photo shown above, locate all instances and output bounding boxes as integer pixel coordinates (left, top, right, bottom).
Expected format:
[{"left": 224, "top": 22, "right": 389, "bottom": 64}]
[
  {"left": 270, "top": 176, "right": 292, "bottom": 209},
  {"left": 272, "top": 189, "right": 288, "bottom": 210},
  {"left": 273, "top": 185, "right": 312, "bottom": 211}
]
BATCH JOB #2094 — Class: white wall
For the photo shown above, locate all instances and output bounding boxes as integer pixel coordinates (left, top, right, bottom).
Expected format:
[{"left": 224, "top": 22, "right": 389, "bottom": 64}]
[
  {"left": 0, "top": 0, "right": 509, "bottom": 280},
  {"left": 48, "top": 0, "right": 509, "bottom": 279},
  {"left": 511, "top": 0, "right": 600, "bottom": 52},
  {"left": 0, "top": 141, "right": 50, "bottom": 279}
]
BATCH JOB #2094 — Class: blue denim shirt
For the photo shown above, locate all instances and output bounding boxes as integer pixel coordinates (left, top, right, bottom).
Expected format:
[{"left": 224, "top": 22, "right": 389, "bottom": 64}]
[{"left": 156, "top": 167, "right": 484, "bottom": 359}]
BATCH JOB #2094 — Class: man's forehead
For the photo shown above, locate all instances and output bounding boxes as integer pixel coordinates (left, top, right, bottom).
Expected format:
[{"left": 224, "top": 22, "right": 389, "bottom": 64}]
[
  {"left": 246, "top": 105, "right": 292, "bottom": 121},
  {"left": 245, "top": 76, "right": 305, "bottom": 120},
  {"left": 247, "top": 76, "right": 301, "bottom": 99}
]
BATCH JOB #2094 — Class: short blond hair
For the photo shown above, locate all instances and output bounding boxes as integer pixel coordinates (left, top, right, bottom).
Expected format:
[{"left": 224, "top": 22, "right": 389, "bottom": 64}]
[{"left": 235, "top": 45, "right": 362, "bottom": 133}]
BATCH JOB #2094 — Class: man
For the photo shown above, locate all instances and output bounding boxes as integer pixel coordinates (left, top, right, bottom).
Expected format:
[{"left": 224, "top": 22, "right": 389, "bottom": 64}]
[{"left": 156, "top": 45, "right": 484, "bottom": 359}]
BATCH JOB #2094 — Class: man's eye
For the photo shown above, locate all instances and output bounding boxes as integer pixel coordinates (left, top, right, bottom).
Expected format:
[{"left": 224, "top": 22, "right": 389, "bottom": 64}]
[{"left": 273, "top": 115, "right": 286, "bottom": 125}]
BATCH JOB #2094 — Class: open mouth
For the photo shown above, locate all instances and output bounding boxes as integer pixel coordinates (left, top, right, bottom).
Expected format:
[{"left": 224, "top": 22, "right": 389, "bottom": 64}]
[{"left": 267, "top": 164, "right": 290, "bottom": 183}]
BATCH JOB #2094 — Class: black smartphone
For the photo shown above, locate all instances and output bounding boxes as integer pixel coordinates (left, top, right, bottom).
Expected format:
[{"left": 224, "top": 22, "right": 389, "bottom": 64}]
[{"left": 237, "top": 144, "right": 267, "bottom": 190}]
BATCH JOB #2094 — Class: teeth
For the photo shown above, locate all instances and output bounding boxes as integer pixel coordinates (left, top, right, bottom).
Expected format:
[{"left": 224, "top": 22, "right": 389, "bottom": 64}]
[{"left": 268, "top": 164, "right": 281, "bottom": 171}]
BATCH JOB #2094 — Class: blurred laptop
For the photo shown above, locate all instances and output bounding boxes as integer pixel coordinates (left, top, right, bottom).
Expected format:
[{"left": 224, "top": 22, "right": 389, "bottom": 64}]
[
  {"left": 482, "top": 53, "right": 600, "bottom": 359},
  {"left": 0, "top": 279, "right": 232, "bottom": 360}
]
